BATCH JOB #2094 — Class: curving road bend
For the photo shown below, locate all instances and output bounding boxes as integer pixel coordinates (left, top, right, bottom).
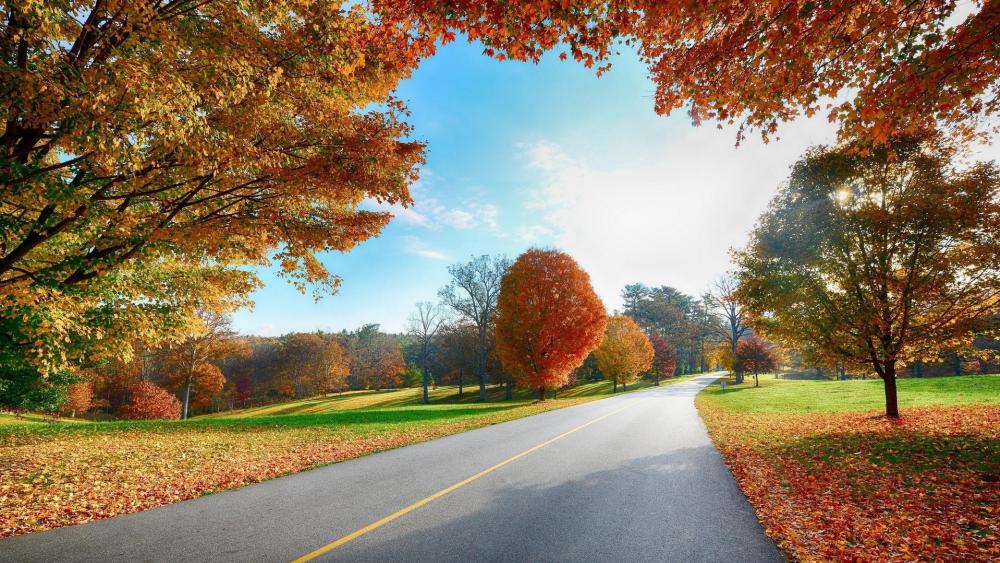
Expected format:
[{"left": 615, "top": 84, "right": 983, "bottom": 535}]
[{"left": 0, "top": 375, "right": 782, "bottom": 562}]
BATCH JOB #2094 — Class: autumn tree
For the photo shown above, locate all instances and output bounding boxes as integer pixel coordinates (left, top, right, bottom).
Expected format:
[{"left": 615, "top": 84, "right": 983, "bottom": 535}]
[
  {"left": 1, "top": 2, "right": 427, "bottom": 375},
  {"left": 438, "top": 321, "right": 478, "bottom": 397},
  {"left": 735, "top": 134, "right": 1000, "bottom": 417},
  {"left": 347, "top": 325, "right": 405, "bottom": 390},
  {"left": 495, "top": 249, "right": 607, "bottom": 400},
  {"left": 376, "top": 1, "right": 1000, "bottom": 144},
  {"left": 595, "top": 316, "right": 654, "bottom": 393},
  {"left": 160, "top": 312, "right": 247, "bottom": 419},
  {"left": 706, "top": 276, "right": 751, "bottom": 384},
  {"left": 274, "top": 333, "right": 349, "bottom": 398},
  {"left": 407, "top": 302, "right": 446, "bottom": 404},
  {"left": 704, "top": 341, "right": 733, "bottom": 372},
  {"left": 734, "top": 337, "right": 778, "bottom": 388},
  {"left": 60, "top": 381, "right": 93, "bottom": 418},
  {"left": 648, "top": 334, "right": 676, "bottom": 386},
  {"left": 439, "top": 254, "right": 512, "bottom": 401},
  {"left": 120, "top": 382, "right": 181, "bottom": 420},
  {"left": 622, "top": 284, "right": 709, "bottom": 374}
]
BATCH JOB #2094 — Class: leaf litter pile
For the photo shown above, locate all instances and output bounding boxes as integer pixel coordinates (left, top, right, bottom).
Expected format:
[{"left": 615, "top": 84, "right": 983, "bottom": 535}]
[
  {"left": 697, "top": 401, "right": 999, "bottom": 561},
  {"left": 0, "top": 400, "right": 583, "bottom": 537}
]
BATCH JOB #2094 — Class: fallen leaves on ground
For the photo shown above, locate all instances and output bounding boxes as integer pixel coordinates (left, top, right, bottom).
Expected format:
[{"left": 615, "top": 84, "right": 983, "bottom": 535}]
[
  {"left": 0, "top": 400, "right": 585, "bottom": 538},
  {"left": 696, "top": 400, "right": 1000, "bottom": 561}
]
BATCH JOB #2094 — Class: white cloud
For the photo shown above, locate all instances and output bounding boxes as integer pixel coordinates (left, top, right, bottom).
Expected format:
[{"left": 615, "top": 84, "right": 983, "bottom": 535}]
[
  {"left": 401, "top": 235, "right": 447, "bottom": 260},
  {"left": 253, "top": 323, "right": 277, "bottom": 337},
  {"left": 365, "top": 172, "right": 501, "bottom": 232},
  {"left": 517, "top": 224, "right": 554, "bottom": 242},
  {"left": 518, "top": 115, "right": 841, "bottom": 311}
]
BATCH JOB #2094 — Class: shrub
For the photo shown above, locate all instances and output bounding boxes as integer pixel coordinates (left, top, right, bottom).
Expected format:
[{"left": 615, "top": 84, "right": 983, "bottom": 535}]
[{"left": 120, "top": 382, "right": 181, "bottom": 420}]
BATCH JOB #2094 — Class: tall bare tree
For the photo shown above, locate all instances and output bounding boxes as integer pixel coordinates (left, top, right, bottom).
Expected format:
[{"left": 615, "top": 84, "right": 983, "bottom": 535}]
[
  {"left": 439, "top": 254, "right": 511, "bottom": 401},
  {"left": 706, "top": 276, "right": 750, "bottom": 383},
  {"left": 407, "top": 302, "right": 446, "bottom": 404}
]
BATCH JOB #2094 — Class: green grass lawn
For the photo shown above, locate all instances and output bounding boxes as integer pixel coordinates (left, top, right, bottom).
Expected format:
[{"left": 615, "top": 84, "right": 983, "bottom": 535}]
[
  {"left": 1, "top": 374, "right": 700, "bottom": 439},
  {"left": 700, "top": 373, "right": 1000, "bottom": 414},
  {"left": 198, "top": 376, "right": 693, "bottom": 419}
]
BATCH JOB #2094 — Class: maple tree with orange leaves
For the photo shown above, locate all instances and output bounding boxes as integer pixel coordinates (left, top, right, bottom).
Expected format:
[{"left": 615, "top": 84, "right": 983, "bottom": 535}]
[
  {"left": 495, "top": 249, "right": 607, "bottom": 400},
  {"left": 58, "top": 381, "right": 93, "bottom": 418}
]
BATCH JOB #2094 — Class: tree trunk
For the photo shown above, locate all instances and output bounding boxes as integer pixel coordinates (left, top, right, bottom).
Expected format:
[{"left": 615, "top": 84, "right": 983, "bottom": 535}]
[
  {"left": 183, "top": 378, "right": 192, "bottom": 420},
  {"left": 623, "top": 381, "right": 627, "bottom": 391},
  {"left": 613, "top": 380, "right": 618, "bottom": 393},
  {"left": 882, "top": 363, "right": 900, "bottom": 418},
  {"left": 838, "top": 365, "right": 846, "bottom": 380},
  {"left": 654, "top": 374, "right": 660, "bottom": 386},
  {"left": 505, "top": 374, "right": 513, "bottom": 400},
  {"left": 421, "top": 365, "right": 429, "bottom": 405},
  {"left": 477, "top": 327, "right": 487, "bottom": 401},
  {"left": 458, "top": 369, "right": 463, "bottom": 398},
  {"left": 731, "top": 340, "right": 743, "bottom": 384},
  {"left": 538, "top": 386, "right": 545, "bottom": 401},
  {"left": 754, "top": 372, "right": 759, "bottom": 387}
]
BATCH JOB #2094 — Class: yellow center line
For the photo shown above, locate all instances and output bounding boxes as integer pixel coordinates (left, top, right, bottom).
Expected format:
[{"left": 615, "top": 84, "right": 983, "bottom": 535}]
[{"left": 290, "top": 401, "right": 639, "bottom": 562}]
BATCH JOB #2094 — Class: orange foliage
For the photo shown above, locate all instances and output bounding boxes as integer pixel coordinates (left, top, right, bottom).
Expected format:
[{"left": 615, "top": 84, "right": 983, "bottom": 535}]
[
  {"left": 2, "top": 2, "right": 426, "bottom": 373},
  {"left": 698, "top": 401, "right": 1000, "bottom": 561},
  {"left": 119, "top": 382, "right": 181, "bottom": 420},
  {"left": 495, "top": 249, "right": 607, "bottom": 398},
  {"left": 188, "top": 364, "right": 226, "bottom": 411},
  {"left": 594, "top": 316, "right": 654, "bottom": 389},
  {"left": 376, "top": 1, "right": 1000, "bottom": 143},
  {"left": 59, "top": 382, "right": 93, "bottom": 418}
]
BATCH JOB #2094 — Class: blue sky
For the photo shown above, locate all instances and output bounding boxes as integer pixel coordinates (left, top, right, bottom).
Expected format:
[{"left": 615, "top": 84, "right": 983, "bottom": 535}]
[{"left": 231, "top": 38, "right": 843, "bottom": 336}]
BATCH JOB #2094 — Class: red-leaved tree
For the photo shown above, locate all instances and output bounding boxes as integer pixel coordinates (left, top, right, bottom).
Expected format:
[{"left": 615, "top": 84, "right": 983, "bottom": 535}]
[
  {"left": 735, "top": 337, "right": 778, "bottom": 388},
  {"left": 495, "top": 249, "right": 607, "bottom": 400},
  {"left": 648, "top": 334, "right": 677, "bottom": 386},
  {"left": 120, "top": 382, "right": 182, "bottom": 420}
]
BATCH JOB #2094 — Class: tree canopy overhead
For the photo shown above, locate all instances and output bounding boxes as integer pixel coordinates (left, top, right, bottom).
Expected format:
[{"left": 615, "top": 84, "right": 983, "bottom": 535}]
[
  {"left": 1, "top": 1, "right": 426, "bottom": 371},
  {"left": 375, "top": 0, "right": 1000, "bottom": 143}
]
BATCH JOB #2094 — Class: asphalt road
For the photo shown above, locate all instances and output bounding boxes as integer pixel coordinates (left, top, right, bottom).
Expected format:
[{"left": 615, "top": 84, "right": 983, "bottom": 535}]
[{"left": 1, "top": 375, "right": 782, "bottom": 562}]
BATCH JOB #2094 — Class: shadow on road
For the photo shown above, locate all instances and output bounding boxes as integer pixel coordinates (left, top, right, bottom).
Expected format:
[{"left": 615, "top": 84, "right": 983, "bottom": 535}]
[{"left": 333, "top": 444, "right": 781, "bottom": 563}]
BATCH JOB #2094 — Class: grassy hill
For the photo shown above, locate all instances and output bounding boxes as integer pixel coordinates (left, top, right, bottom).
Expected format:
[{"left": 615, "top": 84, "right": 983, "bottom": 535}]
[{"left": 198, "top": 377, "right": 682, "bottom": 418}]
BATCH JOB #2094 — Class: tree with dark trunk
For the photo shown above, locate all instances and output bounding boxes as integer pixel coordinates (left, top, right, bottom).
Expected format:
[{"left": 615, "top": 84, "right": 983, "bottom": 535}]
[
  {"left": 735, "top": 133, "right": 1000, "bottom": 418},
  {"left": 440, "top": 255, "right": 511, "bottom": 401},
  {"left": 734, "top": 337, "right": 778, "bottom": 388},
  {"left": 706, "top": 276, "right": 750, "bottom": 383},
  {"left": 407, "top": 302, "right": 445, "bottom": 404},
  {"left": 649, "top": 334, "right": 677, "bottom": 386}
]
